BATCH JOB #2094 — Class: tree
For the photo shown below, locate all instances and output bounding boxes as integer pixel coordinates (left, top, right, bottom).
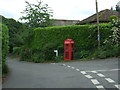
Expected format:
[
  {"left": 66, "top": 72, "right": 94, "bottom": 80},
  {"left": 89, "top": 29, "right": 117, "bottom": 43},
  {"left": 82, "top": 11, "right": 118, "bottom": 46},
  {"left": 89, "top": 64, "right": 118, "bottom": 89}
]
[
  {"left": 116, "top": 5, "right": 120, "bottom": 12},
  {"left": 1, "top": 15, "right": 28, "bottom": 52},
  {"left": 20, "top": 0, "right": 53, "bottom": 28}
]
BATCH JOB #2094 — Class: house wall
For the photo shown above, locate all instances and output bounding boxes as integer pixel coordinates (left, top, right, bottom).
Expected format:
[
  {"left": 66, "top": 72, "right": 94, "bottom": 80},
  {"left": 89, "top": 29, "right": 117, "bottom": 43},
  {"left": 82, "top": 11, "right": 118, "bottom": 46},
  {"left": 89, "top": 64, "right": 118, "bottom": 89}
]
[{"left": 52, "top": 19, "right": 80, "bottom": 26}]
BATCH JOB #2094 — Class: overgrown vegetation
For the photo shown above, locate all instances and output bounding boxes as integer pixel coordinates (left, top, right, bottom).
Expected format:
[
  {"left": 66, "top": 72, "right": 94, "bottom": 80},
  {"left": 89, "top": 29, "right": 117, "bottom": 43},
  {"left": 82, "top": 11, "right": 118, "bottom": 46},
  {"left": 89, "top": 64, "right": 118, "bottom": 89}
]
[
  {"left": 19, "top": 23, "right": 120, "bottom": 63},
  {"left": 92, "top": 16, "right": 120, "bottom": 59},
  {"left": 1, "top": 15, "right": 29, "bottom": 53}
]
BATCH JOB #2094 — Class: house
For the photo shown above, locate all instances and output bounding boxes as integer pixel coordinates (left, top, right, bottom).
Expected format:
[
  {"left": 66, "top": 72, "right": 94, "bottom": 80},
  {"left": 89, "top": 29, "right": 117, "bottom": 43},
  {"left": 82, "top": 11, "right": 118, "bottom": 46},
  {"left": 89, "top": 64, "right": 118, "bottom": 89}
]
[
  {"left": 52, "top": 19, "right": 80, "bottom": 26},
  {"left": 76, "top": 9, "right": 119, "bottom": 25}
]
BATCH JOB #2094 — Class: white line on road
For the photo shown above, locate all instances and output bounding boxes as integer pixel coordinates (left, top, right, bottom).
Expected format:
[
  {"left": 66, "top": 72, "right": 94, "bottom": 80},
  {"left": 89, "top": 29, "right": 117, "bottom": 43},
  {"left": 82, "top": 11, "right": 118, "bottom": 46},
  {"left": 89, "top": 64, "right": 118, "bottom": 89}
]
[
  {"left": 111, "top": 69, "right": 120, "bottom": 70},
  {"left": 96, "top": 85, "right": 104, "bottom": 88},
  {"left": 80, "top": 71, "right": 87, "bottom": 74},
  {"left": 85, "top": 75, "right": 93, "bottom": 79},
  {"left": 63, "top": 64, "right": 66, "bottom": 66},
  {"left": 71, "top": 67, "right": 75, "bottom": 69},
  {"left": 96, "top": 85, "right": 105, "bottom": 89},
  {"left": 67, "top": 66, "right": 71, "bottom": 68},
  {"left": 76, "top": 69, "right": 80, "bottom": 71},
  {"left": 51, "top": 63, "right": 55, "bottom": 64},
  {"left": 114, "top": 84, "right": 120, "bottom": 89},
  {"left": 91, "top": 79, "right": 100, "bottom": 85},
  {"left": 97, "top": 73, "right": 105, "bottom": 77},
  {"left": 86, "top": 69, "right": 120, "bottom": 72},
  {"left": 91, "top": 71, "right": 98, "bottom": 73},
  {"left": 105, "top": 78, "right": 115, "bottom": 83}
]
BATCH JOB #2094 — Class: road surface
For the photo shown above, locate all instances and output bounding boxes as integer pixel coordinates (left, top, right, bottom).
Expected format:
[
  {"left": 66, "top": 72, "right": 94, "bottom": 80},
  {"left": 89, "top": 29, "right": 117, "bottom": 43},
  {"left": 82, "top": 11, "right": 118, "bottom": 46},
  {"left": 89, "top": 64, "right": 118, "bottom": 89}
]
[{"left": 3, "top": 57, "right": 120, "bottom": 89}]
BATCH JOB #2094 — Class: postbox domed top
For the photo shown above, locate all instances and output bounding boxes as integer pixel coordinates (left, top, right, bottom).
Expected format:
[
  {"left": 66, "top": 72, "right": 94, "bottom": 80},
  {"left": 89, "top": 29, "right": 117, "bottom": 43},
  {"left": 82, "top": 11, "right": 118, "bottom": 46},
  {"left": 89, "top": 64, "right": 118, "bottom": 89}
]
[{"left": 64, "top": 39, "right": 74, "bottom": 44}]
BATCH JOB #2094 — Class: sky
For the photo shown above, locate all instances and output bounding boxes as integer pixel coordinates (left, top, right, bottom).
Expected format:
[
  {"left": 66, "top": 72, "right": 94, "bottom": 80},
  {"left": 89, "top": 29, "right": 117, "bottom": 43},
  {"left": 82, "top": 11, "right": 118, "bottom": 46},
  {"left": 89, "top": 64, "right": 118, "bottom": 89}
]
[{"left": 0, "top": 0, "right": 119, "bottom": 21}]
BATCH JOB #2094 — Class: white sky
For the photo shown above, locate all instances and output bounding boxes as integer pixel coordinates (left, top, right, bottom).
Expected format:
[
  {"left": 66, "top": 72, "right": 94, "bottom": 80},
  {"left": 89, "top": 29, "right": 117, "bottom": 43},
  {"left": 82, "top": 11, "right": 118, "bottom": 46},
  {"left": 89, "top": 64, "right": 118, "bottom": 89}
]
[{"left": 0, "top": 0, "right": 119, "bottom": 21}]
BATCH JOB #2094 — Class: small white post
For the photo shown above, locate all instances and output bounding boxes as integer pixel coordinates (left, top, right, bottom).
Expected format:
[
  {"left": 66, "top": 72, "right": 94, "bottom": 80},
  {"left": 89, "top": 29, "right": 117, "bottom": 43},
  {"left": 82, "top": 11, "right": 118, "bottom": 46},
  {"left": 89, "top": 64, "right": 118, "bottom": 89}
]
[{"left": 54, "top": 50, "right": 58, "bottom": 57}]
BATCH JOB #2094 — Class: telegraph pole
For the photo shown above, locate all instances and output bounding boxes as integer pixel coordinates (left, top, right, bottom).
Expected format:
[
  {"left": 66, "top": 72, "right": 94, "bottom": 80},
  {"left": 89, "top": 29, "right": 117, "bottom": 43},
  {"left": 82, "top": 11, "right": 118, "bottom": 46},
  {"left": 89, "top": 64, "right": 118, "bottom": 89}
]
[{"left": 95, "top": 0, "right": 100, "bottom": 48}]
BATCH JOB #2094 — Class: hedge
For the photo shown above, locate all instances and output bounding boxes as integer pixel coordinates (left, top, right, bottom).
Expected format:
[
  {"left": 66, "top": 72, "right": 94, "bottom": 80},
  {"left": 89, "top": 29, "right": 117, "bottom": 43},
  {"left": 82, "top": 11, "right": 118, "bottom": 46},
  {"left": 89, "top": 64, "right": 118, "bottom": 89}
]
[
  {"left": 32, "top": 24, "right": 112, "bottom": 49},
  {"left": 0, "top": 24, "right": 9, "bottom": 74},
  {"left": 21, "top": 24, "right": 112, "bottom": 62},
  {"left": 0, "top": 24, "right": 9, "bottom": 62}
]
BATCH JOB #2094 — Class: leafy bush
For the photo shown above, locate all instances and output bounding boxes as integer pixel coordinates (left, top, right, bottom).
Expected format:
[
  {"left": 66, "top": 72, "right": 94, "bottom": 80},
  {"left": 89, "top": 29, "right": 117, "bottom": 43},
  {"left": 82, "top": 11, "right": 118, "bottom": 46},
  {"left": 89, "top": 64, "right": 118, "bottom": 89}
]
[
  {"left": 13, "top": 47, "right": 21, "bottom": 55},
  {"left": 110, "top": 15, "right": 118, "bottom": 23},
  {"left": 92, "top": 45, "right": 120, "bottom": 59},
  {"left": 79, "top": 50, "right": 90, "bottom": 59},
  {"left": 20, "top": 47, "right": 32, "bottom": 61}
]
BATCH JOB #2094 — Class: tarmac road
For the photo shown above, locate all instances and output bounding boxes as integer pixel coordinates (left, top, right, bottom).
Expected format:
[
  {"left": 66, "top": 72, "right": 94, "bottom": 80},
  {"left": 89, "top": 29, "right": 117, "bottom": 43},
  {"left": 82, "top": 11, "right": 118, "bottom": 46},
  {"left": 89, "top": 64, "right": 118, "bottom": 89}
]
[{"left": 2, "top": 57, "right": 120, "bottom": 89}]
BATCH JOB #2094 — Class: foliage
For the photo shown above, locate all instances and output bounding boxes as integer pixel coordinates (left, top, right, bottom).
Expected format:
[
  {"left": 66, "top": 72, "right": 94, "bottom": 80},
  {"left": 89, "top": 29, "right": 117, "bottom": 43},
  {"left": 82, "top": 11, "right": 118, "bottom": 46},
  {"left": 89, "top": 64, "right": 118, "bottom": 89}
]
[
  {"left": 112, "top": 27, "right": 120, "bottom": 46},
  {"left": 13, "top": 47, "right": 21, "bottom": 55},
  {"left": 32, "top": 24, "right": 111, "bottom": 49},
  {"left": 116, "top": 5, "right": 120, "bottom": 12},
  {"left": 92, "top": 45, "right": 120, "bottom": 59},
  {"left": 2, "top": 15, "right": 31, "bottom": 52},
  {"left": 1, "top": 16, "right": 25, "bottom": 52},
  {"left": 110, "top": 15, "right": 118, "bottom": 23},
  {"left": 54, "top": 56, "right": 63, "bottom": 61},
  {"left": 20, "top": 24, "right": 112, "bottom": 62},
  {"left": 0, "top": 24, "right": 9, "bottom": 75},
  {"left": 98, "top": 16, "right": 120, "bottom": 59},
  {"left": 111, "top": 16, "right": 120, "bottom": 46},
  {"left": 2, "top": 62, "right": 8, "bottom": 75},
  {"left": 20, "top": 0, "right": 53, "bottom": 28},
  {"left": 79, "top": 50, "right": 90, "bottom": 59},
  {"left": 0, "top": 24, "right": 9, "bottom": 62}
]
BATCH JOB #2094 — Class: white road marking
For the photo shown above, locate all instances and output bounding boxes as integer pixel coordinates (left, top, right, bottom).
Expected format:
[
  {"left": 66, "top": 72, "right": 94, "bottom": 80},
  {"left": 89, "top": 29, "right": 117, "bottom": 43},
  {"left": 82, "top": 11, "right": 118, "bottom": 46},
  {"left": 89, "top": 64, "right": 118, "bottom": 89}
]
[
  {"left": 91, "top": 79, "right": 100, "bottom": 85},
  {"left": 67, "top": 66, "right": 71, "bottom": 68},
  {"left": 105, "top": 78, "right": 115, "bottom": 83},
  {"left": 63, "top": 64, "right": 66, "bottom": 66},
  {"left": 96, "top": 85, "right": 105, "bottom": 89},
  {"left": 71, "top": 67, "right": 75, "bottom": 69},
  {"left": 80, "top": 71, "right": 87, "bottom": 74},
  {"left": 76, "top": 69, "right": 80, "bottom": 71},
  {"left": 115, "top": 84, "right": 120, "bottom": 89},
  {"left": 97, "top": 73, "right": 105, "bottom": 77},
  {"left": 111, "top": 69, "right": 120, "bottom": 70},
  {"left": 86, "top": 69, "right": 120, "bottom": 72},
  {"left": 91, "top": 71, "right": 98, "bottom": 73},
  {"left": 51, "top": 63, "right": 55, "bottom": 64},
  {"left": 85, "top": 75, "right": 93, "bottom": 79}
]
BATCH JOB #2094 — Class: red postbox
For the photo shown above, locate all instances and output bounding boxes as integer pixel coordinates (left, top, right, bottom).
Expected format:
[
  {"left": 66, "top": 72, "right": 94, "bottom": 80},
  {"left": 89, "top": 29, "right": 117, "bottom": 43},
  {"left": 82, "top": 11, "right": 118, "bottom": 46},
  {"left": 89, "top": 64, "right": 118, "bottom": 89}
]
[{"left": 64, "top": 39, "right": 74, "bottom": 61}]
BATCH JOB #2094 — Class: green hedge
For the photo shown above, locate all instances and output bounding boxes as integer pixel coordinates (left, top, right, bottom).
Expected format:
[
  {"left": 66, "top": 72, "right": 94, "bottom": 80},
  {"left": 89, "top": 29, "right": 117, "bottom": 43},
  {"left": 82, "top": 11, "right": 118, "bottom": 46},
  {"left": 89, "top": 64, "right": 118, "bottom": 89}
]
[
  {"left": 0, "top": 24, "right": 9, "bottom": 74},
  {"left": 21, "top": 24, "right": 112, "bottom": 62},
  {"left": 32, "top": 24, "right": 112, "bottom": 49},
  {"left": 0, "top": 24, "right": 9, "bottom": 62}
]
